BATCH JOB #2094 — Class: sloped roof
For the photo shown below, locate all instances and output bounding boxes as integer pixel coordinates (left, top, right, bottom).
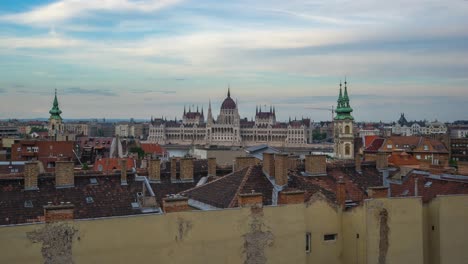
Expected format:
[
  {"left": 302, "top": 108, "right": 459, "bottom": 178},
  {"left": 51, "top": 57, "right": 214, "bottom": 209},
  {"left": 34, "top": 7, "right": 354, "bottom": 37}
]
[
  {"left": 180, "top": 165, "right": 273, "bottom": 208},
  {"left": 140, "top": 143, "right": 167, "bottom": 155}
]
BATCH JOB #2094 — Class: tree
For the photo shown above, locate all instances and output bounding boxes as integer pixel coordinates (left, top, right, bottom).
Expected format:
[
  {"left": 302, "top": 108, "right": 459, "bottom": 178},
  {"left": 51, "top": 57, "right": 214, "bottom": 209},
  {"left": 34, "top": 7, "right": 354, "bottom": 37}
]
[{"left": 129, "top": 147, "right": 145, "bottom": 159}]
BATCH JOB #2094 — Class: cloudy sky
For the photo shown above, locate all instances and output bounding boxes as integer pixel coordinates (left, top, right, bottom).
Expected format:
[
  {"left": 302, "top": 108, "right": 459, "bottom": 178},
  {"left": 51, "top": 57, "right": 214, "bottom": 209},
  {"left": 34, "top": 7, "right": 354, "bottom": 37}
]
[{"left": 0, "top": 0, "right": 467, "bottom": 122}]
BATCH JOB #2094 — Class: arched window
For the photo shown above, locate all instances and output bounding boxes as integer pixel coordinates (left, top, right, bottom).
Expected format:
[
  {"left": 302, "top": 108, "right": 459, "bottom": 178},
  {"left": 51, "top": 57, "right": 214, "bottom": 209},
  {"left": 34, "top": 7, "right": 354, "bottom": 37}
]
[
  {"left": 345, "top": 144, "right": 351, "bottom": 155},
  {"left": 345, "top": 125, "right": 350, "bottom": 134}
]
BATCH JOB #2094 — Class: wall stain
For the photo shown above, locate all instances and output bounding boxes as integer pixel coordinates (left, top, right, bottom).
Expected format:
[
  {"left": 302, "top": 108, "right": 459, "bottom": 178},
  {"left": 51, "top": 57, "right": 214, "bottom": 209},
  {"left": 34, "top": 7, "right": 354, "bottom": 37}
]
[
  {"left": 242, "top": 206, "right": 274, "bottom": 264},
  {"left": 27, "top": 223, "right": 77, "bottom": 264},
  {"left": 175, "top": 217, "right": 193, "bottom": 242},
  {"left": 378, "top": 209, "right": 390, "bottom": 264}
]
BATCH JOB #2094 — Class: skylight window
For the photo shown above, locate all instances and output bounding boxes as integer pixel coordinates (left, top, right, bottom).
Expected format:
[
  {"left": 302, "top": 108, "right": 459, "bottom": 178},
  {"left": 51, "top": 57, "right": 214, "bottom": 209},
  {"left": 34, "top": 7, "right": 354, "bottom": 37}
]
[
  {"left": 89, "top": 178, "right": 98, "bottom": 185},
  {"left": 24, "top": 200, "right": 33, "bottom": 208},
  {"left": 86, "top": 196, "right": 94, "bottom": 204}
]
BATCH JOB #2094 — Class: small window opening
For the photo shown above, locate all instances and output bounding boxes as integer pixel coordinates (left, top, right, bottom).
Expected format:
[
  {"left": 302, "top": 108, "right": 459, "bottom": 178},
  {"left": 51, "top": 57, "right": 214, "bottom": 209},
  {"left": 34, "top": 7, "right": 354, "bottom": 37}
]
[
  {"left": 324, "top": 234, "right": 337, "bottom": 241},
  {"left": 85, "top": 196, "right": 94, "bottom": 204},
  {"left": 305, "top": 232, "right": 311, "bottom": 253},
  {"left": 24, "top": 200, "right": 33, "bottom": 208}
]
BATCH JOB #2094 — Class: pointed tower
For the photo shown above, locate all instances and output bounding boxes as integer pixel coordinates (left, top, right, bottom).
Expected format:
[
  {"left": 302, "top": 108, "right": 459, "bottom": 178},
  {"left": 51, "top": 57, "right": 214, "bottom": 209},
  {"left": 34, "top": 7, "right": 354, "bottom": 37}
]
[
  {"left": 207, "top": 99, "right": 214, "bottom": 125},
  {"left": 48, "top": 89, "right": 64, "bottom": 139},
  {"left": 333, "top": 80, "right": 355, "bottom": 159}
]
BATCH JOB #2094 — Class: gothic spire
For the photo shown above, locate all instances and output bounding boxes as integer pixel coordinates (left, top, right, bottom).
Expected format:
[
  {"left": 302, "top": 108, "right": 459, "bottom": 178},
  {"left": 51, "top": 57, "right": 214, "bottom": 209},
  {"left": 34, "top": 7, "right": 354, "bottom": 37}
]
[
  {"left": 227, "top": 85, "right": 231, "bottom": 97},
  {"left": 183, "top": 105, "right": 186, "bottom": 115},
  {"left": 49, "top": 89, "right": 62, "bottom": 120}
]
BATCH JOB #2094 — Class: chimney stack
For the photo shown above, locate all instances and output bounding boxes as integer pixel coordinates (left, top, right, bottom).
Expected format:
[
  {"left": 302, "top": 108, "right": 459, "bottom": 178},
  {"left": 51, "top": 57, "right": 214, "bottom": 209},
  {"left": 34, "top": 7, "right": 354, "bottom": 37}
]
[
  {"left": 171, "top": 158, "right": 177, "bottom": 181},
  {"left": 55, "top": 161, "right": 74, "bottom": 188},
  {"left": 355, "top": 154, "right": 362, "bottom": 173},
  {"left": 44, "top": 203, "right": 75, "bottom": 223},
  {"left": 278, "top": 190, "right": 305, "bottom": 205},
  {"left": 148, "top": 158, "right": 161, "bottom": 183},
  {"left": 162, "top": 195, "right": 190, "bottom": 213},
  {"left": 235, "top": 156, "right": 256, "bottom": 171},
  {"left": 120, "top": 159, "right": 128, "bottom": 185},
  {"left": 274, "top": 154, "right": 289, "bottom": 186},
  {"left": 336, "top": 177, "right": 346, "bottom": 209},
  {"left": 24, "top": 161, "right": 39, "bottom": 191},
  {"left": 458, "top": 161, "right": 468, "bottom": 175},
  {"left": 262, "top": 152, "right": 275, "bottom": 177},
  {"left": 238, "top": 192, "right": 263, "bottom": 207},
  {"left": 367, "top": 186, "right": 389, "bottom": 199},
  {"left": 305, "top": 155, "right": 327, "bottom": 176},
  {"left": 180, "top": 158, "right": 194, "bottom": 182},
  {"left": 208, "top": 157, "right": 216, "bottom": 176},
  {"left": 288, "top": 155, "right": 300, "bottom": 170},
  {"left": 376, "top": 152, "right": 388, "bottom": 170}
]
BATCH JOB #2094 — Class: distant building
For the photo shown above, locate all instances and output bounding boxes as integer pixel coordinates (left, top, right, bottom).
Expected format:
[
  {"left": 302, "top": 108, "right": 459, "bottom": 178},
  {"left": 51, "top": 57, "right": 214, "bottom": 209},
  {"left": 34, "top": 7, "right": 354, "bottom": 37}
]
[
  {"left": 450, "top": 138, "right": 468, "bottom": 162},
  {"left": 392, "top": 113, "right": 447, "bottom": 136},
  {"left": 10, "top": 140, "right": 75, "bottom": 171},
  {"left": 147, "top": 88, "right": 311, "bottom": 147},
  {"left": 47, "top": 90, "right": 75, "bottom": 141}
]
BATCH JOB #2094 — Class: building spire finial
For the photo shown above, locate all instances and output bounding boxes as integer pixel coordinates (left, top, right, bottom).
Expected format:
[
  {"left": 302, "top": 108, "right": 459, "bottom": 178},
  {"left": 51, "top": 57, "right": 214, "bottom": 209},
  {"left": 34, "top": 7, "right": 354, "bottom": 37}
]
[{"left": 227, "top": 85, "right": 231, "bottom": 97}]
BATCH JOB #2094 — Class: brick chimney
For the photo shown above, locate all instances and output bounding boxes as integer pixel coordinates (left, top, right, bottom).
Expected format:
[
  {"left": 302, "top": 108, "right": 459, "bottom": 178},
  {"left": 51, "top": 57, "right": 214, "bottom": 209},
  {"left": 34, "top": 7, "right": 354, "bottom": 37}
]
[
  {"left": 336, "top": 177, "right": 346, "bottom": 208},
  {"left": 288, "top": 155, "right": 300, "bottom": 170},
  {"left": 208, "top": 157, "right": 216, "bottom": 176},
  {"left": 24, "top": 161, "right": 39, "bottom": 191},
  {"left": 120, "top": 159, "right": 128, "bottom": 185},
  {"left": 305, "top": 154, "right": 327, "bottom": 175},
  {"left": 55, "top": 161, "right": 74, "bottom": 188},
  {"left": 171, "top": 158, "right": 177, "bottom": 181},
  {"left": 262, "top": 152, "right": 275, "bottom": 177},
  {"left": 278, "top": 190, "right": 305, "bottom": 205},
  {"left": 180, "top": 158, "right": 194, "bottom": 182},
  {"left": 355, "top": 154, "right": 362, "bottom": 173},
  {"left": 458, "top": 161, "right": 468, "bottom": 175},
  {"left": 367, "top": 186, "right": 389, "bottom": 198},
  {"left": 376, "top": 152, "right": 388, "bottom": 170},
  {"left": 162, "top": 195, "right": 190, "bottom": 213},
  {"left": 235, "top": 156, "right": 256, "bottom": 171},
  {"left": 44, "top": 203, "right": 75, "bottom": 223},
  {"left": 274, "top": 154, "right": 289, "bottom": 186},
  {"left": 148, "top": 158, "right": 161, "bottom": 183},
  {"left": 238, "top": 192, "right": 263, "bottom": 207}
]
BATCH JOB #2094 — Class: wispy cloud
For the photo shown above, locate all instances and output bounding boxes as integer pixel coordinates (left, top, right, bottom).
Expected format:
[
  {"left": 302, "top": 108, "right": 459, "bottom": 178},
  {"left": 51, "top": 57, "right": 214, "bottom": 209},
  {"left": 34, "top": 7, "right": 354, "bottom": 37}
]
[
  {"left": 132, "top": 89, "right": 176, "bottom": 94},
  {"left": 64, "top": 87, "right": 117, "bottom": 96},
  {"left": 0, "top": 88, "right": 5, "bottom": 93},
  {"left": 0, "top": 0, "right": 184, "bottom": 25}
]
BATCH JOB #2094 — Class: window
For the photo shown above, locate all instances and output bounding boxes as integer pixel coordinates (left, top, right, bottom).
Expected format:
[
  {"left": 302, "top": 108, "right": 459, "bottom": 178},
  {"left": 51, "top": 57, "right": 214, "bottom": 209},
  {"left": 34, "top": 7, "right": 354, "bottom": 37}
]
[
  {"left": 345, "top": 125, "right": 350, "bottom": 134},
  {"left": 345, "top": 144, "right": 350, "bottom": 155},
  {"left": 387, "top": 144, "right": 393, "bottom": 149},
  {"left": 305, "top": 232, "right": 311, "bottom": 253},
  {"left": 416, "top": 155, "right": 421, "bottom": 159},
  {"left": 85, "top": 196, "right": 94, "bottom": 204},
  {"left": 324, "top": 234, "right": 337, "bottom": 241},
  {"left": 424, "top": 145, "right": 429, "bottom": 151},
  {"left": 24, "top": 200, "right": 33, "bottom": 208}
]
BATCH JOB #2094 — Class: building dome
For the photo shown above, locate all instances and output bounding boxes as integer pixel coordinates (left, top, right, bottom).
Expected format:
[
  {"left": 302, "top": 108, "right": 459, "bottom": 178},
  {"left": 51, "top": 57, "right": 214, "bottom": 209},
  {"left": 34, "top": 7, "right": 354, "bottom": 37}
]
[{"left": 221, "top": 88, "right": 236, "bottom": 110}]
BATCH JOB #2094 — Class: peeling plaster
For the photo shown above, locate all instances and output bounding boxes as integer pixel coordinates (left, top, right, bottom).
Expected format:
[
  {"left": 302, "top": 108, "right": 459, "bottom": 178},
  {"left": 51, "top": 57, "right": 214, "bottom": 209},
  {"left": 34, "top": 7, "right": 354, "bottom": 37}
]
[{"left": 242, "top": 206, "right": 274, "bottom": 264}]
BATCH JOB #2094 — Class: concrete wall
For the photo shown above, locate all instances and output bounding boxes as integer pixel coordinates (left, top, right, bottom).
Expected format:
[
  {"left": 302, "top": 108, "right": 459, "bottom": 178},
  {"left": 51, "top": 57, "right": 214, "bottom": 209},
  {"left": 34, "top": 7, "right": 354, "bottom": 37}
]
[{"left": 1, "top": 195, "right": 467, "bottom": 264}]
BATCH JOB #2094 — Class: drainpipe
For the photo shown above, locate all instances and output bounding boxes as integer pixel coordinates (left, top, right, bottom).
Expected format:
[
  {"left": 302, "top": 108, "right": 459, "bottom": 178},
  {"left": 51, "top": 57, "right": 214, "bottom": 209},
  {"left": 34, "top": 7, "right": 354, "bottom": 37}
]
[{"left": 414, "top": 178, "right": 419, "bottom": 197}]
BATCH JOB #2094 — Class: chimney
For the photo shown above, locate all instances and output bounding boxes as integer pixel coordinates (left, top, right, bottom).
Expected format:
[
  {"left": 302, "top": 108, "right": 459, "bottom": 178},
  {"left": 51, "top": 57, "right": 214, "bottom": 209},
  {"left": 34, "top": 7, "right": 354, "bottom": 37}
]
[
  {"left": 458, "top": 161, "right": 468, "bottom": 175},
  {"left": 208, "top": 157, "right": 217, "bottom": 176},
  {"left": 162, "top": 195, "right": 190, "bottom": 213},
  {"left": 262, "top": 152, "right": 275, "bottom": 177},
  {"left": 238, "top": 192, "right": 263, "bottom": 207},
  {"left": 376, "top": 152, "right": 388, "bottom": 170},
  {"left": 44, "top": 203, "right": 75, "bottom": 223},
  {"left": 24, "top": 161, "right": 39, "bottom": 191},
  {"left": 288, "top": 155, "right": 300, "bottom": 170},
  {"left": 278, "top": 190, "right": 305, "bottom": 205},
  {"left": 171, "top": 158, "right": 177, "bottom": 181},
  {"left": 305, "top": 155, "right": 327, "bottom": 176},
  {"left": 55, "top": 161, "right": 74, "bottom": 188},
  {"left": 367, "top": 186, "right": 389, "bottom": 198},
  {"left": 336, "top": 177, "right": 346, "bottom": 208},
  {"left": 180, "top": 158, "right": 194, "bottom": 182},
  {"left": 148, "top": 158, "right": 161, "bottom": 183},
  {"left": 235, "top": 156, "right": 256, "bottom": 171},
  {"left": 355, "top": 154, "right": 362, "bottom": 173},
  {"left": 274, "top": 154, "right": 289, "bottom": 186},
  {"left": 120, "top": 159, "right": 128, "bottom": 185}
]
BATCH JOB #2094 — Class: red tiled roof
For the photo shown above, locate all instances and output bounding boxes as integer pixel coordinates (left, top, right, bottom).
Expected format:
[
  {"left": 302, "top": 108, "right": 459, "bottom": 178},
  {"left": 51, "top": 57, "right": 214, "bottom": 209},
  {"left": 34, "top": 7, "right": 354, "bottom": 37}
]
[
  {"left": 388, "top": 152, "right": 420, "bottom": 166},
  {"left": 93, "top": 158, "right": 134, "bottom": 172},
  {"left": 390, "top": 173, "right": 468, "bottom": 202},
  {"left": 364, "top": 135, "right": 378, "bottom": 148},
  {"left": 365, "top": 138, "right": 385, "bottom": 152},
  {"left": 140, "top": 143, "right": 167, "bottom": 155}
]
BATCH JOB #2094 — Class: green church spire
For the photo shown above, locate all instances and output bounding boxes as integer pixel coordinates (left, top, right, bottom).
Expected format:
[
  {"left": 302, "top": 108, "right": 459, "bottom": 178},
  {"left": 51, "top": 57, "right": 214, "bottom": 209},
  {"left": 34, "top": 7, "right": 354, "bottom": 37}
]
[
  {"left": 49, "top": 89, "right": 62, "bottom": 120},
  {"left": 335, "top": 80, "right": 353, "bottom": 120}
]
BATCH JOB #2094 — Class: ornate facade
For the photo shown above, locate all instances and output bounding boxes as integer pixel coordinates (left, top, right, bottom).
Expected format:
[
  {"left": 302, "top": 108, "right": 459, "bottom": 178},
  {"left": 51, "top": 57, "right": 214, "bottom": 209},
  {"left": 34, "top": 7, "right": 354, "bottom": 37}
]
[
  {"left": 333, "top": 80, "right": 355, "bottom": 159},
  {"left": 147, "top": 88, "right": 311, "bottom": 147}
]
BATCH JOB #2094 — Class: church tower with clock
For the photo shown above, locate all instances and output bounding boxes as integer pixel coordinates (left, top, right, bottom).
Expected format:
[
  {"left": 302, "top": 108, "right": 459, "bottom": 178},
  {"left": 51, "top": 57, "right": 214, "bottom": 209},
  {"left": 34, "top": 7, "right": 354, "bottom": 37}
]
[{"left": 333, "top": 80, "right": 355, "bottom": 159}]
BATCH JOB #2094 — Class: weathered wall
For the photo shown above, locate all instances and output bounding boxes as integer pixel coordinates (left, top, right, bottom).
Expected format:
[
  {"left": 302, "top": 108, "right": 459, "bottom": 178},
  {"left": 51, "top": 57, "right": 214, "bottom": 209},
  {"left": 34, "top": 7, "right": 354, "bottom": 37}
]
[
  {"left": 432, "top": 195, "right": 468, "bottom": 264},
  {"left": 363, "top": 197, "right": 424, "bottom": 264},
  {"left": 1, "top": 196, "right": 467, "bottom": 264}
]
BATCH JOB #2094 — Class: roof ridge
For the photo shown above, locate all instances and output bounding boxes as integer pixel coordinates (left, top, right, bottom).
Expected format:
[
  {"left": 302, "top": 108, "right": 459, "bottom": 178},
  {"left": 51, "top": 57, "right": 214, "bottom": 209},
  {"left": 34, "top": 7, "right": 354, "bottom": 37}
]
[
  {"left": 179, "top": 166, "right": 249, "bottom": 195},
  {"left": 228, "top": 165, "right": 254, "bottom": 208}
]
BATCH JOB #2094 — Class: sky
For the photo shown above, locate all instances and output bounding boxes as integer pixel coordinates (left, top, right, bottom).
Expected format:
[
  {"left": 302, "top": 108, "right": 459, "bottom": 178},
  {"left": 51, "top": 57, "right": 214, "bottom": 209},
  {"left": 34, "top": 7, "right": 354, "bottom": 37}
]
[{"left": 0, "top": 0, "right": 467, "bottom": 122}]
